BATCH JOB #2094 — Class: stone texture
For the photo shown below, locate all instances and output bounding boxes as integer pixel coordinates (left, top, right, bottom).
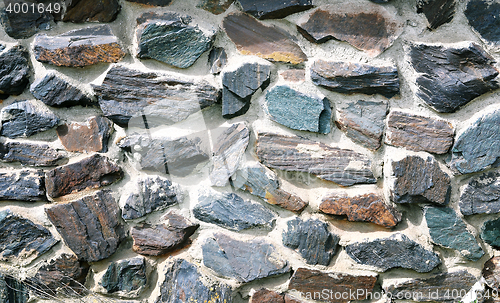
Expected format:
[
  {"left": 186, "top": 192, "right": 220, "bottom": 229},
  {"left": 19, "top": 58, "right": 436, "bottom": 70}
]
[
  {"left": 256, "top": 132, "right": 376, "bottom": 186},
  {"left": 210, "top": 123, "right": 249, "bottom": 186},
  {"left": 345, "top": 233, "right": 441, "bottom": 272},
  {"left": 63, "top": 0, "right": 120, "bottom": 23},
  {"left": 385, "top": 111, "right": 454, "bottom": 154},
  {"left": 45, "top": 154, "right": 122, "bottom": 199},
  {"left": 197, "top": 0, "right": 233, "bottom": 15},
  {"left": 0, "top": 141, "right": 66, "bottom": 167},
  {"left": 193, "top": 191, "right": 275, "bottom": 231},
  {"left": 460, "top": 171, "right": 500, "bottom": 216},
  {"left": 465, "top": 0, "right": 500, "bottom": 47},
  {"left": 282, "top": 217, "right": 338, "bottom": 265},
  {"left": 320, "top": 193, "right": 401, "bottom": 228},
  {"left": 30, "top": 73, "right": 93, "bottom": 107},
  {"left": 311, "top": 60, "right": 400, "bottom": 98},
  {"left": 238, "top": 0, "right": 313, "bottom": 19},
  {"left": 280, "top": 69, "right": 305, "bottom": 82},
  {"left": 251, "top": 289, "right": 284, "bottom": 303},
  {"left": 424, "top": 206, "right": 484, "bottom": 261},
  {"left": 288, "top": 268, "right": 377, "bottom": 303},
  {"left": 126, "top": 0, "right": 173, "bottom": 5},
  {"left": 33, "top": 25, "right": 126, "bottom": 67},
  {"left": 0, "top": 45, "right": 30, "bottom": 98},
  {"left": 481, "top": 217, "right": 500, "bottom": 248},
  {"left": 0, "top": 273, "right": 28, "bottom": 303},
  {"left": 1, "top": 100, "right": 59, "bottom": 139},
  {"left": 297, "top": 3, "right": 403, "bottom": 56},
  {"left": 483, "top": 256, "right": 500, "bottom": 291},
  {"left": 100, "top": 257, "right": 147, "bottom": 298},
  {"left": 335, "top": 100, "right": 387, "bottom": 151},
  {"left": 417, "top": 0, "right": 456, "bottom": 30},
  {"left": 93, "top": 65, "right": 220, "bottom": 126},
  {"left": 208, "top": 47, "right": 227, "bottom": 74},
  {"left": 202, "top": 233, "right": 290, "bottom": 282},
  {"left": 0, "top": 169, "right": 46, "bottom": 201},
  {"left": 45, "top": 190, "right": 125, "bottom": 262},
  {"left": 266, "top": 86, "right": 331, "bottom": 134},
  {"left": 409, "top": 41, "right": 498, "bottom": 113},
  {"left": 0, "top": 0, "right": 54, "bottom": 39},
  {"left": 56, "top": 116, "right": 113, "bottom": 153},
  {"left": 222, "top": 12, "right": 307, "bottom": 64},
  {"left": 389, "top": 155, "right": 451, "bottom": 205}
]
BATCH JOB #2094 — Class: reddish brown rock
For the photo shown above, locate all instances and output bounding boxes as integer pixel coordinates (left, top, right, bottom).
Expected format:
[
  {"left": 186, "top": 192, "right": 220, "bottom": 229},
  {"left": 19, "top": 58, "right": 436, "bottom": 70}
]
[
  {"left": 251, "top": 289, "right": 284, "bottom": 303},
  {"left": 63, "top": 0, "right": 120, "bottom": 23},
  {"left": 57, "top": 116, "right": 113, "bottom": 153},
  {"left": 280, "top": 69, "right": 305, "bottom": 82},
  {"left": 484, "top": 256, "right": 500, "bottom": 291},
  {"left": 320, "top": 193, "right": 401, "bottom": 228},
  {"left": 197, "top": 0, "right": 233, "bottom": 14}
]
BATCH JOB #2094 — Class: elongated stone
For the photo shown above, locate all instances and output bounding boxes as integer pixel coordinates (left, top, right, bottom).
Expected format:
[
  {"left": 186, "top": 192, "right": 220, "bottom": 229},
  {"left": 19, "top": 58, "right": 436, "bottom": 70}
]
[
  {"left": 57, "top": 116, "right": 113, "bottom": 153},
  {"left": 0, "top": 0, "right": 54, "bottom": 39},
  {"left": 481, "top": 217, "right": 500, "bottom": 248},
  {"left": 100, "top": 257, "right": 147, "bottom": 298},
  {"left": 93, "top": 65, "right": 220, "bottom": 126},
  {"left": 385, "top": 111, "right": 454, "bottom": 154},
  {"left": 280, "top": 69, "right": 305, "bottom": 82},
  {"left": 208, "top": 47, "right": 227, "bottom": 74},
  {"left": 1, "top": 100, "right": 59, "bottom": 139},
  {"left": 30, "top": 73, "right": 93, "bottom": 107},
  {"left": 63, "top": 0, "right": 120, "bottom": 22},
  {"left": 126, "top": 0, "right": 173, "bottom": 5},
  {"left": 311, "top": 60, "right": 399, "bottom": 98},
  {"left": 483, "top": 256, "right": 500, "bottom": 291},
  {"left": 0, "top": 273, "right": 28, "bottom": 303},
  {"left": 256, "top": 132, "right": 376, "bottom": 186},
  {"left": 222, "top": 12, "right": 307, "bottom": 64},
  {"left": 417, "top": 0, "right": 456, "bottom": 30},
  {"left": 0, "top": 45, "right": 30, "bottom": 98},
  {"left": 251, "top": 289, "right": 284, "bottom": 303},
  {"left": 460, "top": 171, "right": 500, "bottom": 215},
  {"left": 409, "top": 41, "right": 498, "bottom": 113},
  {"left": 197, "top": 0, "right": 233, "bottom": 15},
  {"left": 0, "top": 169, "right": 46, "bottom": 201},
  {"left": 266, "top": 86, "right": 331, "bottom": 134},
  {"left": 33, "top": 25, "right": 126, "bottom": 67},
  {"left": 0, "top": 141, "right": 66, "bottom": 167},
  {"left": 345, "top": 233, "right": 441, "bottom": 272},
  {"left": 239, "top": 0, "right": 313, "bottom": 19},
  {"left": 466, "top": 0, "right": 500, "bottom": 47}
]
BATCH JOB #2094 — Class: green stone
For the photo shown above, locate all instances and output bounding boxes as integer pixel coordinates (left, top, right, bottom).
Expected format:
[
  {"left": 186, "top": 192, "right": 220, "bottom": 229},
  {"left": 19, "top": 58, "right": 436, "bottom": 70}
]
[{"left": 482, "top": 217, "right": 500, "bottom": 248}]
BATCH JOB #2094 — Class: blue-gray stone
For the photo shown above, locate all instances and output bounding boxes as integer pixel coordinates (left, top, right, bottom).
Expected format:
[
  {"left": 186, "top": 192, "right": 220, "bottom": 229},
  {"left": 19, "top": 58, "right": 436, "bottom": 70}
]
[
  {"left": 208, "top": 47, "right": 227, "bottom": 74},
  {"left": 424, "top": 206, "right": 484, "bottom": 261},
  {"left": 0, "top": 169, "right": 46, "bottom": 202},
  {"left": 30, "top": 73, "right": 93, "bottom": 107},
  {"left": 481, "top": 217, "right": 500, "bottom": 248},
  {"left": 238, "top": 0, "right": 313, "bottom": 19},
  {"left": 466, "top": 0, "right": 500, "bottom": 46},
  {"left": 460, "top": 171, "right": 500, "bottom": 216},
  {"left": 100, "top": 257, "right": 147, "bottom": 298},
  {"left": 266, "top": 86, "right": 331, "bottom": 134},
  {"left": 1, "top": 100, "right": 59, "bottom": 138},
  {"left": 0, "top": 45, "right": 30, "bottom": 98},
  {"left": 0, "top": 273, "right": 28, "bottom": 303},
  {"left": 417, "top": 0, "right": 456, "bottom": 30}
]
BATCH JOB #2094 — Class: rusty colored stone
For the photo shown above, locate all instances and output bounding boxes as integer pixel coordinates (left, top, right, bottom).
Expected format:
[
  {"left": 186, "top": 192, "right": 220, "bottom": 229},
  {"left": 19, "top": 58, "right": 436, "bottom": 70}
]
[
  {"left": 57, "top": 116, "right": 113, "bottom": 153},
  {"left": 197, "top": 0, "right": 233, "bottom": 14},
  {"left": 280, "top": 69, "right": 305, "bottom": 82},
  {"left": 251, "top": 289, "right": 284, "bottom": 303},
  {"left": 63, "top": 0, "right": 120, "bottom": 23}
]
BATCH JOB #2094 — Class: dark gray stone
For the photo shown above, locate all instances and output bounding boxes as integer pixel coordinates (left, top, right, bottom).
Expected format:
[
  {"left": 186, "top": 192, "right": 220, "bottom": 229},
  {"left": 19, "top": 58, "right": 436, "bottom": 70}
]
[
  {"left": 100, "top": 257, "right": 147, "bottom": 298},
  {"left": 127, "top": 0, "right": 172, "bottom": 5},
  {"left": 417, "top": 0, "right": 456, "bottom": 30},
  {"left": 197, "top": 0, "right": 233, "bottom": 15},
  {"left": 62, "top": 0, "right": 120, "bottom": 23},
  {"left": 460, "top": 171, "right": 500, "bottom": 216},
  {"left": 483, "top": 256, "right": 500, "bottom": 292},
  {"left": 0, "top": 141, "right": 66, "bottom": 167},
  {"left": 0, "top": 45, "right": 30, "bottom": 98},
  {"left": 0, "top": 273, "right": 29, "bottom": 303},
  {"left": 1, "top": 0, "right": 55, "bottom": 39},
  {"left": 345, "top": 233, "right": 441, "bottom": 272},
  {"left": 1, "top": 100, "right": 59, "bottom": 138},
  {"left": 30, "top": 73, "right": 93, "bottom": 107},
  {"left": 370, "top": 0, "right": 390, "bottom": 2},
  {"left": 202, "top": 233, "right": 290, "bottom": 282},
  {"left": 465, "top": 0, "right": 500, "bottom": 46},
  {"left": 266, "top": 86, "right": 331, "bottom": 134},
  {"left": 282, "top": 217, "right": 338, "bottom": 265},
  {"left": 208, "top": 47, "right": 227, "bottom": 74},
  {"left": 0, "top": 169, "right": 46, "bottom": 202},
  {"left": 238, "top": 0, "right": 313, "bottom": 19},
  {"left": 481, "top": 217, "right": 500, "bottom": 248}
]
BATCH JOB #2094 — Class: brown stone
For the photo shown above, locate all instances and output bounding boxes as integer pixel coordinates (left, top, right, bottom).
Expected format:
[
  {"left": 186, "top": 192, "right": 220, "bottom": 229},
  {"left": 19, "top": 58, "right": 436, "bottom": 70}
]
[
  {"left": 251, "top": 289, "right": 284, "bottom": 303},
  {"left": 484, "top": 256, "right": 500, "bottom": 291},
  {"left": 280, "top": 69, "right": 305, "bottom": 82},
  {"left": 285, "top": 294, "right": 305, "bottom": 303},
  {"left": 57, "top": 116, "right": 113, "bottom": 153},
  {"left": 63, "top": 0, "right": 120, "bottom": 23},
  {"left": 222, "top": 12, "right": 307, "bottom": 64},
  {"left": 320, "top": 193, "right": 401, "bottom": 228},
  {"left": 266, "top": 188, "right": 308, "bottom": 213},
  {"left": 197, "top": 0, "right": 234, "bottom": 14},
  {"left": 385, "top": 111, "right": 454, "bottom": 154}
]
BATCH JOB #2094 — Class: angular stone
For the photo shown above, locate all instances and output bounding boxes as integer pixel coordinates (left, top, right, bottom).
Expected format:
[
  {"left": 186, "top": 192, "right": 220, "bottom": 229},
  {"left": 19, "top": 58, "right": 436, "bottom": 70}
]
[
  {"left": 483, "top": 256, "right": 500, "bottom": 291},
  {"left": 0, "top": 141, "right": 66, "bottom": 167},
  {"left": 385, "top": 111, "right": 454, "bottom": 154},
  {"left": 311, "top": 60, "right": 399, "bottom": 98},
  {"left": 121, "top": 176, "right": 179, "bottom": 220},
  {"left": 389, "top": 155, "right": 451, "bottom": 205},
  {"left": 0, "top": 273, "right": 28, "bottom": 303},
  {"left": 222, "top": 12, "right": 307, "bottom": 64},
  {"left": 460, "top": 171, "right": 500, "bottom": 216},
  {"left": 0, "top": 169, "right": 46, "bottom": 201},
  {"left": 345, "top": 233, "right": 441, "bottom": 272},
  {"left": 424, "top": 206, "right": 484, "bottom": 261},
  {"left": 45, "top": 190, "right": 125, "bottom": 262},
  {"left": 33, "top": 25, "right": 126, "bottom": 67},
  {"left": 57, "top": 116, "right": 113, "bottom": 153},
  {"left": 466, "top": 0, "right": 500, "bottom": 47},
  {"left": 156, "top": 259, "right": 232, "bottom": 303},
  {"left": 0, "top": 209, "right": 58, "bottom": 264},
  {"left": 126, "top": 0, "right": 173, "bottom": 5},
  {"left": 417, "top": 0, "right": 456, "bottom": 30},
  {"left": 100, "top": 257, "right": 147, "bottom": 298},
  {"left": 266, "top": 86, "right": 331, "bottom": 134},
  {"left": 30, "top": 73, "right": 93, "bottom": 107},
  {"left": 93, "top": 65, "right": 220, "bottom": 126},
  {"left": 288, "top": 268, "right": 377, "bottom": 303},
  {"left": 282, "top": 217, "right": 338, "bottom": 265},
  {"left": 239, "top": 0, "right": 313, "bottom": 19},
  {"left": 0, "top": 45, "right": 30, "bottom": 97},
  {"left": 0, "top": 0, "right": 54, "bottom": 39},
  {"left": 210, "top": 123, "right": 249, "bottom": 186},
  {"left": 280, "top": 69, "right": 305, "bottom": 82},
  {"left": 208, "top": 47, "right": 227, "bottom": 74},
  {"left": 256, "top": 132, "right": 376, "bottom": 186},
  {"left": 202, "top": 233, "right": 290, "bottom": 282},
  {"left": 297, "top": 3, "right": 403, "bottom": 56},
  {"left": 197, "top": 0, "right": 233, "bottom": 15},
  {"left": 481, "top": 217, "right": 500, "bottom": 248},
  {"left": 1, "top": 100, "right": 59, "bottom": 139},
  {"left": 63, "top": 0, "right": 120, "bottom": 22},
  {"left": 409, "top": 41, "right": 498, "bottom": 113},
  {"left": 335, "top": 100, "right": 387, "bottom": 150},
  {"left": 45, "top": 154, "right": 123, "bottom": 199},
  {"left": 251, "top": 289, "right": 284, "bottom": 303},
  {"left": 320, "top": 193, "right": 401, "bottom": 228},
  {"left": 131, "top": 211, "right": 199, "bottom": 256}
]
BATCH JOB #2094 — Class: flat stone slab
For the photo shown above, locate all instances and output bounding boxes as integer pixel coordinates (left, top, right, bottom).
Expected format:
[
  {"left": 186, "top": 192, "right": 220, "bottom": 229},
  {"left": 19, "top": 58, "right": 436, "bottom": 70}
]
[
  {"left": 311, "top": 60, "right": 400, "bottom": 98},
  {"left": 0, "top": 45, "right": 30, "bottom": 98},
  {"left": 239, "top": 0, "right": 313, "bottom": 19},
  {"left": 92, "top": 65, "right": 220, "bottom": 126},
  {"left": 1, "top": 100, "right": 59, "bottom": 139},
  {"left": 408, "top": 41, "right": 498, "bottom": 113},
  {"left": 460, "top": 171, "right": 500, "bottom": 215},
  {"left": 465, "top": 0, "right": 500, "bottom": 47},
  {"left": 345, "top": 233, "right": 441, "bottom": 272},
  {"left": 0, "top": 141, "right": 66, "bottom": 167},
  {"left": 256, "top": 132, "right": 376, "bottom": 186},
  {"left": 481, "top": 217, "right": 500, "bottom": 248},
  {"left": 63, "top": 0, "right": 120, "bottom": 22},
  {"left": 483, "top": 256, "right": 500, "bottom": 291},
  {"left": 297, "top": 3, "right": 403, "bottom": 56},
  {"left": 0, "top": 2, "right": 54, "bottom": 39},
  {"left": 33, "top": 25, "right": 125, "bottom": 67},
  {"left": 417, "top": 0, "right": 456, "bottom": 30},
  {"left": 57, "top": 116, "right": 113, "bottom": 153},
  {"left": 197, "top": 0, "right": 233, "bottom": 15},
  {"left": 0, "top": 169, "right": 46, "bottom": 202},
  {"left": 100, "top": 257, "right": 147, "bottom": 298},
  {"left": 202, "top": 233, "right": 290, "bottom": 282},
  {"left": 385, "top": 111, "right": 454, "bottom": 154},
  {"left": 30, "top": 73, "right": 93, "bottom": 107}
]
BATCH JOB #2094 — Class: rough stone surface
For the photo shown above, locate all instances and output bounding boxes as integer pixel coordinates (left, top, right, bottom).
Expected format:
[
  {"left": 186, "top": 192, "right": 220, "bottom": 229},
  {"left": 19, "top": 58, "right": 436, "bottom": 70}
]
[
  {"left": 30, "top": 73, "right": 93, "bottom": 107},
  {"left": 311, "top": 60, "right": 400, "bottom": 98},
  {"left": 0, "top": 273, "right": 29, "bottom": 303},
  {"left": 45, "top": 154, "right": 123, "bottom": 199},
  {"left": 1, "top": 100, "right": 59, "bottom": 139},
  {"left": 251, "top": 289, "right": 284, "bottom": 303},
  {"left": 465, "top": 0, "right": 500, "bottom": 46},
  {"left": 481, "top": 217, "right": 500, "bottom": 248},
  {"left": 126, "top": 0, "right": 173, "bottom": 5},
  {"left": 282, "top": 217, "right": 338, "bottom": 265},
  {"left": 197, "top": 0, "right": 233, "bottom": 15},
  {"left": 239, "top": 0, "right": 313, "bottom": 19},
  {"left": 0, "top": 0, "right": 54, "bottom": 39},
  {"left": 320, "top": 193, "right": 401, "bottom": 228},
  {"left": 297, "top": 3, "right": 403, "bottom": 56},
  {"left": 409, "top": 41, "right": 498, "bottom": 113},
  {"left": 280, "top": 69, "right": 305, "bottom": 82},
  {"left": 0, "top": 141, "right": 66, "bottom": 167},
  {"left": 100, "top": 257, "right": 147, "bottom": 298},
  {"left": 222, "top": 12, "right": 307, "bottom": 64},
  {"left": 266, "top": 86, "right": 331, "bottom": 134},
  {"left": 208, "top": 47, "right": 227, "bottom": 74},
  {"left": 93, "top": 65, "right": 220, "bottom": 126},
  {"left": 56, "top": 116, "right": 113, "bottom": 153},
  {"left": 424, "top": 206, "right": 484, "bottom": 261},
  {"left": 0, "top": 169, "right": 46, "bottom": 201},
  {"left": 417, "top": 0, "right": 456, "bottom": 30},
  {"left": 45, "top": 190, "right": 126, "bottom": 262},
  {"left": 460, "top": 171, "right": 500, "bottom": 216},
  {"left": 63, "top": 0, "right": 120, "bottom": 23},
  {"left": 202, "top": 233, "right": 290, "bottom": 282},
  {"left": 483, "top": 256, "right": 500, "bottom": 291},
  {"left": 335, "top": 100, "right": 387, "bottom": 151},
  {"left": 0, "top": 45, "right": 30, "bottom": 98},
  {"left": 33, "top": 25, "right": 126, "bottom": 67},
  {"left": 193, "top": 191, "right": 275, "bottom": 231},
  {"left": 256, "top": 132, "right": 376, "bottom": 186},
  {"left": 385, "top": 111, "right": 454, "bottom": 154}
]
